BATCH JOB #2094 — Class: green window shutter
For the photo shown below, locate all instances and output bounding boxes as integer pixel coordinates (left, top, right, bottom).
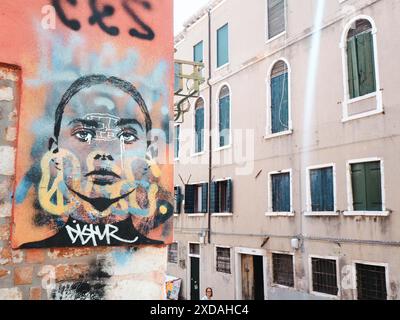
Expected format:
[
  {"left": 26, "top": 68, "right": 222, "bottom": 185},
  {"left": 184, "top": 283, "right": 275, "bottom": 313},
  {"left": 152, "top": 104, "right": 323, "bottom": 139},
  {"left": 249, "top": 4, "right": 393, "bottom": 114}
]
[
  {"left": 226, "top": 179, "right": 233, "bottom": 213},
  {"left": 365, "top": 162, "right": 382, "bottom": 211},
  {"left": 184, "top": 185, "right": 196, "bottom": 214},
  {"left": 217, "top": 24, "right": 229, "bottom": 67},
  {"left": 219, "top": 95, "right": 230, "bottom": 147},
  {"left": 210, "top": 182, "right": 218, "bottom": 213},
  {"left": 356, "top": 32, "right": 376, "bottom": 96},
  {"left": 194, "top": 41, "right": 203, "bottom": 63},
  {"left": 347, "top": 37, "right": 359, "bottom": 99},
  {"left": 195, "top": 107, "right": 204, "bottom": 153},
  {"left": 310, "top": 168, "right": 334, "bottom": 212},
  {"left": 174, "top": 186, "right": 183, "bottom": 214},
  {"left": 351, "top": 163, "right": 367, "bottom": 211},
  {"left": 201, "top": 183, "right": 208, "bottom": 213},
  {"left": 271, "top": 72, "right": 289, "bottom": 134},
  {"left": 268, "top": 0, "right": 285, "bottom": 39},
  {"left": 272, "top": 173, "right": 290, "bottom": 212}
]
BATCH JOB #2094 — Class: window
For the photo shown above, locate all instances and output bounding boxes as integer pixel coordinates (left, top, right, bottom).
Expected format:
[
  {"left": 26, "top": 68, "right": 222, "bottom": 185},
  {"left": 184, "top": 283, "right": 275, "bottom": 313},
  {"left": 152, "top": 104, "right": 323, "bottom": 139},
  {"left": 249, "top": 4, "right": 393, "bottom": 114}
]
[
  {"left": 174, "top": 125, "right": 180, "bottom": 159},
  {"left": 174, "top": 62, "right": 182, "bottom": 93},
  {"left": 270, "top": 60, "right": 289, "bottom": 134},
  {"left": 218, "top": 85, "right": 230, "bottom": 148},
  {"left": 272, "top": 253, "right": 294, "bottom": 287},
  {"left": 210, "top": 179, "right": 233, "bottom": 213},
  {"left": 346, "top": 19, "right": 376, "bottom": 99},
  {"left": 168, "top": 243, "right": 178, "bottom": 263},
  {"left": 217, "top": 23, "right": 229, "bottom": 67},
  {"left": 356, "top": 263, "right": 387, "bottom": 300},
  {"left": 193, "top": 41, "right": 203, "bottom": 63},
  {"left": 267, "top": 0, "right": 285, "bottom": 39},
  {"left": 309, "top": 166, "right": 334, "bottom": 212},
  {"left": 350, "top": 161, "right": 382, "bottom": 211},
  {"left": 174, "top": 186, "right": 183, "bottom": 214},
  {"left": 194, "top": 98, "right": 205, "bottom": 154},
  {"left": 189, "top": 243, "right": 200, "bottom": 256},
  {"left": 216, "top": 247, "right": 231, "bottom": 274},
  {"left": 184, "top": 183, "right": 208, "bottom": 214},
  {"left": 311, "top": 258, "right": 338, "bottom": 296},
  {"left": 270, "top": 172, "right": 291, "bottom": 213}
]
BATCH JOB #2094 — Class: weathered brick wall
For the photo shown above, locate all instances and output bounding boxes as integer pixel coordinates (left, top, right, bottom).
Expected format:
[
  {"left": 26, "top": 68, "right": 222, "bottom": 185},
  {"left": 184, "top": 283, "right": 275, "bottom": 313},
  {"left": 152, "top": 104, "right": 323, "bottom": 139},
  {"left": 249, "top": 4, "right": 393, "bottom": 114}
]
[{"left": 0, "top": 65, "right": 168, "bottom": 300}]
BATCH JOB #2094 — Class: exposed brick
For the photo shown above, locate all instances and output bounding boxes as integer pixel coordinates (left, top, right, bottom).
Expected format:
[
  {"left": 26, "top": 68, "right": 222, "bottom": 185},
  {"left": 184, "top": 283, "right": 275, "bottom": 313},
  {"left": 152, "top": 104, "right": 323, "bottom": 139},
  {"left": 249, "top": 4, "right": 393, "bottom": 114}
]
[
  {"left": 0, "top": 86, "right": 13, "bottom": 101},
  {"left": 0, "top": 247, "right": 11, "bottom": 265},
  {"left": 0, "top": 287, "right": 23, "bottom": 300},
  {"left": 14, "top": 266, "right": 34, "bottom": 285},
  {"left": 29, "top": 287, "right": 42, "bottom": 300},
  {"left": 0, "top": 268, "right": 10, "bottom": 278},
  {"left": 0, "top": 202, "right": 12, "bottom": 218},
  {"left": 12, "top": 250, "right": 24, "bottom": 264},
  {"left": 48, "top": 247, "right": 93, "bottom": 259},
  {"left": 0, "top": 223, "right": 10, "bottom": 241},
  {"left": 53, "top": 264, "right": 90, "bottom": 282},
  {"left": 5, "top": 127, "right": 17, "bottom": 142},
  {"left": 26, "top": 249, "right": 46, "bottom": 264},
  {"left": 0, "top": 146, "right": 15, "bottom": 176}
]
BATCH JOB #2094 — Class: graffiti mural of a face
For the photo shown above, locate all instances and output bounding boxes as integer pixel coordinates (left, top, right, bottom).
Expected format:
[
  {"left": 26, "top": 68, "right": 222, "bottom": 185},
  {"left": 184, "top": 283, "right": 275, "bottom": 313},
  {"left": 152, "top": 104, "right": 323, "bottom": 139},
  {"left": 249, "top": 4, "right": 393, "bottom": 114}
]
[{"left": 17, "top": 75, "right": 173, "bottom": 248}]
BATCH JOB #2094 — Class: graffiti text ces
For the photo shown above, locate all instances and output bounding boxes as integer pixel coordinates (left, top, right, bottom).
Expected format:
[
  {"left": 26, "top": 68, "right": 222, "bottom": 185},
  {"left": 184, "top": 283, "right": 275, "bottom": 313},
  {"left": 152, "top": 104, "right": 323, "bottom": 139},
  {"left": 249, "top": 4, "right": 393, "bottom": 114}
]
[
  {"left": 66, "top": 220, "right": 139, "bottom": 246},
  {"left": 52, "top": 0, "right": 155, "bottom": 40}
]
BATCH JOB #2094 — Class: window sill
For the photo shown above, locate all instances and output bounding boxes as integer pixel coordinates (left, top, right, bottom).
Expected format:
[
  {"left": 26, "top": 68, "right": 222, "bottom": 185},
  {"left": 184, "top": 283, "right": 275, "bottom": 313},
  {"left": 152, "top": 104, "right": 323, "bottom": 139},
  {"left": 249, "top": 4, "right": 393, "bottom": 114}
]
[
  {"left": 347, "top": 91, "right": 377, "bottom": 104},
  {"left": 173, "top": 214, "right": 179, "bottom": 217},
  {"left": 266, "top": 31, "right": 286, "bottom": 44},
  {"left": 215, "top": 63, "right": 229, "bottom": 72},
  {"left": 342, "top": 109, "right": 383, "bottom": 123},
  {"left": 271, "top": 284, "right": 295, "bottom": 290},
  {"left": 304, "top": 211, "right": 339, "bottom": 217},
  {"left": 214, "top": 144, "right": 232, "bottom": 152},
  {"left": 191, "top": 151, "right": 206, "bottom": 157},
  {"left": 343, "top": 210, "right": 390, "bottom": 217},
  {"left": 211, "top": 213, "right": 233, "bottom": 217},
  {"left": 310, "top": 291, "right": 339, "bottom": 300},
  {"left": 265, "top": 212, "right": 295, "bottom": 217},
  {"left": 186, "top": 213, "right": 206, "bottom": 217},
  {"left": 264, "top": 130, "right": 293, "bottom": 140}
]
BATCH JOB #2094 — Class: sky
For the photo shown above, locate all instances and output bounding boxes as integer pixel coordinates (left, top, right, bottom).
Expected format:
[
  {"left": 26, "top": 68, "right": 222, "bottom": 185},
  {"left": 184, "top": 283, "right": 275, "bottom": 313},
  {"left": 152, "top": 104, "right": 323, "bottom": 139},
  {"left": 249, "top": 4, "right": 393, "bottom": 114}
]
[{"left": 174, "top": 0, "right": 210, "bottom": 35}]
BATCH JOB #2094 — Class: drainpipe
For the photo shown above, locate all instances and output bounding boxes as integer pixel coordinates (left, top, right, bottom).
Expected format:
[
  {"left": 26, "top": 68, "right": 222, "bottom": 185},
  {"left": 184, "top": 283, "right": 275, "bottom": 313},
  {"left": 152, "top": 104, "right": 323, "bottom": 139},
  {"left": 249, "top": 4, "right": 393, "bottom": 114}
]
[{"left": 207, "top": 8, "right": 212, "bottom": 244}]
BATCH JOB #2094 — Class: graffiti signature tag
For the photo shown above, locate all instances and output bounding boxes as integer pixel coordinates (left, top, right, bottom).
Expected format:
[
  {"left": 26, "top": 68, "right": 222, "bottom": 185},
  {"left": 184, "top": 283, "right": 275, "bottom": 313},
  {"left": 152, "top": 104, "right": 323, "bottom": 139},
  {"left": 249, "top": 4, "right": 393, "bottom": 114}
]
[
  {"left": 52, "top": 0, "right": 155, "bottom": 40},
  {"left": 66, "top": 220, "right": 139, "bottom": 246}
]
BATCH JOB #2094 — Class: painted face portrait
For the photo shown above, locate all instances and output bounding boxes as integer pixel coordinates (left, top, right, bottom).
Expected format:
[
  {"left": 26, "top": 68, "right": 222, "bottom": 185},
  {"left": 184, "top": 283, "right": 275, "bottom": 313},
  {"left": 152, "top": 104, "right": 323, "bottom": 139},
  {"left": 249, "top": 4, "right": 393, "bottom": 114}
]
[{"left": 18, "top": 75, "right": 173, "bottom": 248}]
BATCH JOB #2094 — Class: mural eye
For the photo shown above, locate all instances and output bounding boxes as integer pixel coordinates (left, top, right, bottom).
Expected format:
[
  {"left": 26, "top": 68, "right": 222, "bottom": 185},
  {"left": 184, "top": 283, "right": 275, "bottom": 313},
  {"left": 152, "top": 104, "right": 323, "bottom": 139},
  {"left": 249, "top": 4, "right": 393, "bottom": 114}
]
[
  {"left": 73, "top": 130, "right": 95, "bottom": 142},
  {"left": 118, "top": 131, "right": 138, "bottom": 144}
]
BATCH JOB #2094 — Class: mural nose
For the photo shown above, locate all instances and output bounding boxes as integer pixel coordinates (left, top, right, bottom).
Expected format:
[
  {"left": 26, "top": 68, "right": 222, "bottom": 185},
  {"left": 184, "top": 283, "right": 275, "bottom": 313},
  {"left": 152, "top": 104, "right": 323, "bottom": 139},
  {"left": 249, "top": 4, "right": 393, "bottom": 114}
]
[{"left": 94, "top": 153, "right": 114, "bottom": 161}]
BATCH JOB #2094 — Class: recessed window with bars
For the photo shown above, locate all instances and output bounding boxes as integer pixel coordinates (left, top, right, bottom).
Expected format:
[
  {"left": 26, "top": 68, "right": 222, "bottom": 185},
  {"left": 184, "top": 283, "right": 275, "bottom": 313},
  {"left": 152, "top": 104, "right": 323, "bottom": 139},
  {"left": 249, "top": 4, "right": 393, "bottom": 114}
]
[
  {"left": 216, "top": 247, "right": 231, "bottom": 274},
  {"left": 270, "top": 172, "right": 291, "bottom": 213},
  {"left": 210, "top": 179, "right": 233, "bottom": 213},
  {"left": 270, "top": 60, "right": 289, "bottom": 134},
  {"left": 311, "top": 257, "right": 338, "bottom": 296},
  {"left": 272, "top": 253, "right": 294, "bottom": 287},
  {"left": 184, "top": 183, "right": 208, "bottom": 214},
  {"left": 346, "top": 19, "right": 376, "bottom": 99},
  {"left": 356, "top": 263, "right": 387, "bottom": 300},
  {"left": 309, "top": 166, "right": 334, "bottom": 212},
  {"left": 267, "top": 0, "right": 286, "bottom": 39},
  {"left": 350, "top": 161, "right": 382, "bottom": 211},
  {"left": 168, "top": 243, "right": 178, "bottom": 264}
]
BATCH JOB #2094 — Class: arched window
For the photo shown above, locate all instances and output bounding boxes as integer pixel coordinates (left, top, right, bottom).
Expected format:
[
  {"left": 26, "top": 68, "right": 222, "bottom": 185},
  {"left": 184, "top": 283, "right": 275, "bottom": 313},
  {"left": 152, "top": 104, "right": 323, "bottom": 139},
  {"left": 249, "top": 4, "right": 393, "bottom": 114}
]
[
  {"left": 218, "top": 85, "right": 230, "bottom": 147},
  {"left": 270, "top": 60, "right": 289, "bottom": 134},
  {"left": 194, "top": 98, "right": 205, "bottom": 153},
  {"left": 346, "top": 19, "right": 376, "bottom": 99}
]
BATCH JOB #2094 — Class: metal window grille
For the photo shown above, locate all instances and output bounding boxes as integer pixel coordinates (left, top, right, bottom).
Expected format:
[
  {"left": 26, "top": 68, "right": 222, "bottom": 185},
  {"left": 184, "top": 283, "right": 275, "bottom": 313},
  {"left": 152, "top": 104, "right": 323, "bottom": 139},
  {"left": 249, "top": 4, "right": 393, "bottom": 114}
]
[
  {"left": 216, "top": 247, "right": 231, "bottom": 274},
  {"left": 168, "top": 243, "right": 178, "bottom": 264},
  {"left": 356, "top": 263, "right": 387, "bottom": 300},
  {"left": 272, "top": 253, "right": 294, "bottom": 287},
  {"left": 311, "top": 258, "right": 338, "bottom": 296}
]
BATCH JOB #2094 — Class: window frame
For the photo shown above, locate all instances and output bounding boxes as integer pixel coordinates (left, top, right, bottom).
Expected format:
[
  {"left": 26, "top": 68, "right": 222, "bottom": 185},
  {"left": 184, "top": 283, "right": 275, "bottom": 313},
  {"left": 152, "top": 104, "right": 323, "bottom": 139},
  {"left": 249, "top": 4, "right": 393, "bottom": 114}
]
[
  {"left": 340, "top": 15, "right": 382, "bottom": 122},
  {"left": 215, "top": 83, "right": 232, "bottom": 151},
  {"left": 265, "top": 58, "right": 293, "bottom": 139},
  {"left": 305, "top": 163, "right": 338, "bottom": 217},
  {"left": 192, "top": 96, "right": 206, "bottom": 157},
  {"left": 352, "top": 260, "right": 389, "bottom": 300},
  {"left": 184, "top": 181, "right": 208, "bottom": 216},
  {"left": 211, "top": 177, "right": 234, "bottom": 217},
  {"left": 265, "top": 0, "right": 287, "bottom": 43},
  {"left": 344, "top": 157, "right": 389, "bottom": 216},
  {"left": 215, "top": 245, "right": 232, "bottom": 274},
  {"left": 167, "top": 242, "right": 179, "bottom": 264},
  {"left": 309, "top": 255, "right": 341, "bottom": 299},
  {"left": 271, "top": 251, "right": 295, "bottom": 289},
  {"left": 266, "top": 169, "right": 294, "bottom": 216},
  {"left": 216, "top": 23, "right": 229, "bottom": 70}
]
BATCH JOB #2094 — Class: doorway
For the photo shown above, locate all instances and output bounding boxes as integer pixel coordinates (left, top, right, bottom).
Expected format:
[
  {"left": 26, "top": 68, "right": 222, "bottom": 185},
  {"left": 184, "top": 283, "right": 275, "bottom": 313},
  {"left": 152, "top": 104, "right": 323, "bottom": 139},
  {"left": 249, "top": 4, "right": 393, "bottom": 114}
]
[
  {"left": 240, "top": 253, "right": 266, "bottom": 300},
  {"left": 189, "top": 243, "right": 200, "bottom": 300}
]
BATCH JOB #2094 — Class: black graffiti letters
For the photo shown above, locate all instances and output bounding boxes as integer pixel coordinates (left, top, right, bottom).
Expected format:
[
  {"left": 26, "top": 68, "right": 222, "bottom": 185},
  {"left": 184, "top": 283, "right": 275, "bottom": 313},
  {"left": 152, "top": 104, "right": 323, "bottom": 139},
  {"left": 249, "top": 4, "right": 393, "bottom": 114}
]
[
  {"left": 53, "top": 0, "right": 155, "bottom": 40},
  {"left": 52, "top": 0, "right": 81, "bottom": 31},
  {"left": 88, "top": 0, "right": 119, "bottom": 36}
]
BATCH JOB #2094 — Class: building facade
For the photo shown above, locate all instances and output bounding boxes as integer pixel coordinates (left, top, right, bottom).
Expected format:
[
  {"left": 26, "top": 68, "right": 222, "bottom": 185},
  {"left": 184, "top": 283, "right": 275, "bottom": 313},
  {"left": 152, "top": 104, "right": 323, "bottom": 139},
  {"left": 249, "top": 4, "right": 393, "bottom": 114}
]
[{"left": 169, "top": 0, "right": 400, "bottom": 300}]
